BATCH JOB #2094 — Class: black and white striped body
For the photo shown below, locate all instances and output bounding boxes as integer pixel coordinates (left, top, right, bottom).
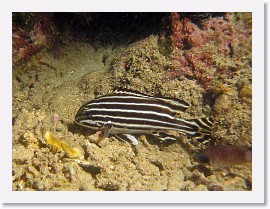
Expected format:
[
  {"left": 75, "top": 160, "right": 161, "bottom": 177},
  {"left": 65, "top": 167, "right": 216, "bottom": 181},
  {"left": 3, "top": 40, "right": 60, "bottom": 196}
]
[{"left": 75, "top": 89, "right": 213, "bottom": 145}]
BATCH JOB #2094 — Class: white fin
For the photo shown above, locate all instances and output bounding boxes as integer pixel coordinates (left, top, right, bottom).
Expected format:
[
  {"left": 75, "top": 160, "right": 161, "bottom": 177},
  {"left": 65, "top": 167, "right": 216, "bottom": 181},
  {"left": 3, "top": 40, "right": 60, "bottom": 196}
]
[{"left": 114, "top": 134, "right": 139, "bottom": 145}]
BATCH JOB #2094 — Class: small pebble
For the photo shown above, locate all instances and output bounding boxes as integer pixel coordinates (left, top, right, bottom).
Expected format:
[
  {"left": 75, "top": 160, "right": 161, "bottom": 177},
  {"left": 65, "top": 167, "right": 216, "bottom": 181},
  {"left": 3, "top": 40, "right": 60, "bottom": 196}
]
[
  {"left": 51, "top": 114, "right": 59, "bottom": 123},
  {"left": 32, "top": 157, "right": 41, "bottom": 168}
]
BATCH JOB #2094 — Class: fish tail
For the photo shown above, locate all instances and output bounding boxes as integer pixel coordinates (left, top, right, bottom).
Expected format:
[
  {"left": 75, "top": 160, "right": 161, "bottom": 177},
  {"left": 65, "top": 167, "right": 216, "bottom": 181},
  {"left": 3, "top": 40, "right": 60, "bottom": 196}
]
[{"left": 176, "top": 118, "right": 213, "bottom": 144}]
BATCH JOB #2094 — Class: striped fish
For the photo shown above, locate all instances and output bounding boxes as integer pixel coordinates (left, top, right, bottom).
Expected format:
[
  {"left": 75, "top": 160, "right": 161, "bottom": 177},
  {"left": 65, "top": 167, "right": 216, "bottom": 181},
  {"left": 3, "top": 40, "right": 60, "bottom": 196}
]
[{"left": 75, "top": 89, "right": 213, "bottom": 145}]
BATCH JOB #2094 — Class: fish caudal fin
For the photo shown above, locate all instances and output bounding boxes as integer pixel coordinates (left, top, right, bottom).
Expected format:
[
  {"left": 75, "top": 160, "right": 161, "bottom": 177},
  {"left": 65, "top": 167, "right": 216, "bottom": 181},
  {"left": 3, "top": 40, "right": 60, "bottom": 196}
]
[{"left": 177, "top": 118, "right": 213, "bottom": 144}]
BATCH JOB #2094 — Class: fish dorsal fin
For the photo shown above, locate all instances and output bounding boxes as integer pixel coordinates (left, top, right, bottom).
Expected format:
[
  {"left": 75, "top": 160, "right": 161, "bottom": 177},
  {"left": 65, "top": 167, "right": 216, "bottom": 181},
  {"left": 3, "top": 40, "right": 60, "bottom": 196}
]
[{"left": 110, "top": 88, "right": 151, "bottom": 98}]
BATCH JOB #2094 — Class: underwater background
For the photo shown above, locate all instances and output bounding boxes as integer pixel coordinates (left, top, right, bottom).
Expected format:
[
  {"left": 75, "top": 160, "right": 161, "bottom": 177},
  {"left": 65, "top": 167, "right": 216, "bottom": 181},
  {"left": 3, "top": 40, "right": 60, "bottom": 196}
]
[{"left": 12, "top": 12, "right": 252, "bottom": 191}]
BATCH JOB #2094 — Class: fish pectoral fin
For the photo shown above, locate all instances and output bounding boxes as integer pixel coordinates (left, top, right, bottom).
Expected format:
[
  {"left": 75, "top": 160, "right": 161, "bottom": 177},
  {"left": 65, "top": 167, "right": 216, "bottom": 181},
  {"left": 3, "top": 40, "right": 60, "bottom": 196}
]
[
  {"left": 151, "top": 132, "right": 177, "bottom": 142},
  {"left": 102, "top": 130, "right": 109, "bottom": 138},
  {"left": 100, "top": 121, "right": 113, "bottom": 138},
  {"left": 114, "top": 134, "right": 139, "bottom": 146}
]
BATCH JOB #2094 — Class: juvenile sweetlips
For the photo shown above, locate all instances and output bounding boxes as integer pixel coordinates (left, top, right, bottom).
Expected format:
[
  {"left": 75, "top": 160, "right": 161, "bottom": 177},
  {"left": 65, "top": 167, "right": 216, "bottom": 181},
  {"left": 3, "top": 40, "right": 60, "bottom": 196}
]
[{"left": 194, "top": 145, "right": 252, "bottom": 167}]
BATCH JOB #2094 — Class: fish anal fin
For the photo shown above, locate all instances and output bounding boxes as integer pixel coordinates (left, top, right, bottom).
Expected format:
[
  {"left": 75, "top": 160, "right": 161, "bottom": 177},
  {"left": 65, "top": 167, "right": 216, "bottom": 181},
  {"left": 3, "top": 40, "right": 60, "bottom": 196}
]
[
  {"left": 191, "top": 132, "right": 212, "bottom": 144},
  {"left": 151, "top": 132, "right": 177, "bottom": 142}
]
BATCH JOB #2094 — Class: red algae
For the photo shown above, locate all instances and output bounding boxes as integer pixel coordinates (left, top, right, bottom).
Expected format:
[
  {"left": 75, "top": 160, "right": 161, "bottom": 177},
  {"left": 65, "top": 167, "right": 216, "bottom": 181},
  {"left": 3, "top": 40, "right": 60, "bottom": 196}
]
[
  {"left": 163, "top": 12, "right": 252, "bottom": 91},
  {"left": 194, "top": 145, "right": 252, "bottom": 167},
  {"left": 12, "top": 13, "right": 54, "bottom": 65},
  {"left": 168, "top": 13, "right": 210, "bottom": 50}
]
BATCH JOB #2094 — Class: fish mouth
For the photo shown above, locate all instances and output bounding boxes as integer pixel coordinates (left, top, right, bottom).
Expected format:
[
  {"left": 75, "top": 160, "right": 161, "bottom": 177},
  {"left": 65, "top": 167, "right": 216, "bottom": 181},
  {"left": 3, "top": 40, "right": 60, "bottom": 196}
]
[
  {"left": 74, "top": 108, "right": 87, "bottom": 123},
  {"left": 74, "top": 115, "right": 82, "bottom": 124}
]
